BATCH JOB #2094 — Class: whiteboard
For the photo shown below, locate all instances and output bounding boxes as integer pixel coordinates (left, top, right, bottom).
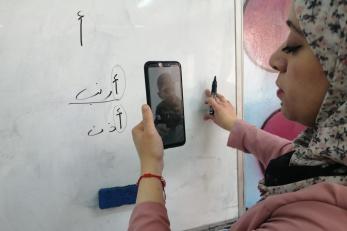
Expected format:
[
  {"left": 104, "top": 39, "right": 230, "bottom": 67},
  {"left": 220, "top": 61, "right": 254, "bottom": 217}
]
[{"left": 0, "top": 0, "right": 238, "bottom": 230}]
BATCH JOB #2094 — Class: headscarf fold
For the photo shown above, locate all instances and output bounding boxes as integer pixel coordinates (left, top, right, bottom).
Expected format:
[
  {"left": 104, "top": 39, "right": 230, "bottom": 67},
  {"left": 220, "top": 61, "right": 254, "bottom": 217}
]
[{"left": 291, "top": 0, "right": 347, "bottom": 166}]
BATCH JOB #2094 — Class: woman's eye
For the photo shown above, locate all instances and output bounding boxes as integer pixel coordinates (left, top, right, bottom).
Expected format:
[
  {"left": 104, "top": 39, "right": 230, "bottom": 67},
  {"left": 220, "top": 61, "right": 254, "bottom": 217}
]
[{"left": 281, "top": 45, "right": 302, "bottom": 54}]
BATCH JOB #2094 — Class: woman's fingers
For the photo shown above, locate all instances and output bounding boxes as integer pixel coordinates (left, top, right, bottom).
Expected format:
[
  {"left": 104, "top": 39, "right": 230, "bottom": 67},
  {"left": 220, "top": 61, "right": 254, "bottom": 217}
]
[
  {"left": 206, "top": 89, "right": 227, "bottom": 102},
  {"left": 216, "top": 93, "right": 227, "bottom": 103},
  {"left": 203, "top": 114, "right": 214, "bottom": 121},
  {"left": 205, "top": 89, "right": 211, "bottom": 97},
  {"left": 141, "top": 104, "right": 155, "bottom": 132}
]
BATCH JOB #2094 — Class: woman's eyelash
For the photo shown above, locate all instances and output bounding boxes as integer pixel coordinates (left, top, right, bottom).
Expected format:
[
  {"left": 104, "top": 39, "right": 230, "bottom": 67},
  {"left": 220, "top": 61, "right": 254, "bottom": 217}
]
[{"left": 281, "top": 45, "right": 302, "bottom": 54}]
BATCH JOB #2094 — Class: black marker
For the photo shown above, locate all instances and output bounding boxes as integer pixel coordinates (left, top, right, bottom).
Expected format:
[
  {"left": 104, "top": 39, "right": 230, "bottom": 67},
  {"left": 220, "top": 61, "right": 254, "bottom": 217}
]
[{"left": 209, "top": 76, "right": 217, "bottom": 115}]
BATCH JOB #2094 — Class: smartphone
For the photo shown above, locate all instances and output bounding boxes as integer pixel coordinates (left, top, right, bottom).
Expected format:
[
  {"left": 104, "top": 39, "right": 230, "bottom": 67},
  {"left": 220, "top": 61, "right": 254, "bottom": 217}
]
[{"left": 144, "top": 61, "right": 186, "bottom": 149}]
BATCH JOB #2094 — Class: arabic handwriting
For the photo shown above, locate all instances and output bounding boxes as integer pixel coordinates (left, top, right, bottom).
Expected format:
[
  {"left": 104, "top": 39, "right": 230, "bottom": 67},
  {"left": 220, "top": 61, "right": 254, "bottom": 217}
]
[
  {"left": 112, "top": 105, "right": 126, "bottom": 133},
  {"left": 104, "top": 91, "right": 113, "bottom": 100},
  {"left": 75, "top": 88, "right": 103, "bottom": 100},
  {"left": 85, "top": 105, "right": 127, "bottom": 136},
  {"left": 77, "top": 11, "right": 84, "bottom": 46},
  {"left": 88, "top": 126, "right": 103, "bottom": 136},
  {"left": 69, "top": 65, "right": 127, "bottom": 136},
  {"left": 115, "top": 107, "right": 123, "bottom": 130},
  {"left": 111, "top": 65, "right": 126, "bottom": 99},
  {"left": 113, "top": 74, "right": 119, "bottom": 95},
  {"left": 70, "top": 65, "right": 126, "bottom": 105},
  {"left": 108, "top": 124, "right": 117, "bottom": 133}
]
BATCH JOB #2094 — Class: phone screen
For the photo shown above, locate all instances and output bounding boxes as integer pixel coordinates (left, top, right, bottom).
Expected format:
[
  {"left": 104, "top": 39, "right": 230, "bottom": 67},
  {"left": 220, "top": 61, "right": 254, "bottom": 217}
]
[{"left": 144, "top": 61, "right": 186, "bottom": 149}]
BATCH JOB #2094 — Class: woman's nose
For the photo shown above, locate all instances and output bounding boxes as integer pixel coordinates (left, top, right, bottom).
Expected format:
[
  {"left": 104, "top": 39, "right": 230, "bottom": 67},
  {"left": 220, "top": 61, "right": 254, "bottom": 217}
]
[{"left": 269, "top": 47, "right": 287, "bottom": 73}]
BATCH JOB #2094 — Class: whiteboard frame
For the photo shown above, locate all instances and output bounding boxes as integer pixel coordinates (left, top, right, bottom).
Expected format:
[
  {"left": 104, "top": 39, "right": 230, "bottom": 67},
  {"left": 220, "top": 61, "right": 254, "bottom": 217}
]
[{"left": 235, "top": 0, "right": 246, "bottom": 218}]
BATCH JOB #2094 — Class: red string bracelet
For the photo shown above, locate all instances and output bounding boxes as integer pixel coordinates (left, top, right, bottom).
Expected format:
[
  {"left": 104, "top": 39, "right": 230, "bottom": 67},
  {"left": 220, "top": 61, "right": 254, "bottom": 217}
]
[{"left": 137, "top": 173, "right": 166, "bottom": 189}]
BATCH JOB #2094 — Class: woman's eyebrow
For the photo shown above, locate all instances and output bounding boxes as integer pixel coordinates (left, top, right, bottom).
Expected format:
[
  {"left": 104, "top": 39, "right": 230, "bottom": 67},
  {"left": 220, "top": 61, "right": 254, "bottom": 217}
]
[{"left": 286, "top": 20, "right": 304, "bottom": 36}]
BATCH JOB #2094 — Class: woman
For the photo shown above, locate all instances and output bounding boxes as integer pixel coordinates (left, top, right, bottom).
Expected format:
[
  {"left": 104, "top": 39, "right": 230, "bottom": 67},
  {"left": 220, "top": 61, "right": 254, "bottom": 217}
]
[{"left": 129, "top": 0, "right": 347, "bottom": 230}]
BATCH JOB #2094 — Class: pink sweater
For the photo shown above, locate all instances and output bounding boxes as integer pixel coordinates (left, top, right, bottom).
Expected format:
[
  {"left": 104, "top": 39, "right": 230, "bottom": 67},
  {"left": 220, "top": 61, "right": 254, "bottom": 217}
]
[{"left": 128, "top": 120, "right": 347, "bottom": 231}]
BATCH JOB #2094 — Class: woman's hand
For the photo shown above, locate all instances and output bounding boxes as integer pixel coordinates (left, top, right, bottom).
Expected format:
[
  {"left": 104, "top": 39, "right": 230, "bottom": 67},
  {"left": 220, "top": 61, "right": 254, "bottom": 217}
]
[
  {"left": 132, "top": 104, "right": 164, "bottom": 175},
  {"left": 204, "top": 89, "right": 238, "bottom": 131}
]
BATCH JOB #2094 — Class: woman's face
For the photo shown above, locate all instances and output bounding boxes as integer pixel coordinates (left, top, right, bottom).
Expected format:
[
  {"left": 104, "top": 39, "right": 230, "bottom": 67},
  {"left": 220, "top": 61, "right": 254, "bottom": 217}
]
[{"left": 269, "top": 3, "right": 329, "bottom": 127}]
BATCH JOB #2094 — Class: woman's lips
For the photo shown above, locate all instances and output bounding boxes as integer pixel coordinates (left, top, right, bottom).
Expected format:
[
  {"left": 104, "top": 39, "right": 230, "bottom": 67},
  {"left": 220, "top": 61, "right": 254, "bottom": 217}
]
[{"left": 277, "top": 89, "right": 284, "bottom": 99}]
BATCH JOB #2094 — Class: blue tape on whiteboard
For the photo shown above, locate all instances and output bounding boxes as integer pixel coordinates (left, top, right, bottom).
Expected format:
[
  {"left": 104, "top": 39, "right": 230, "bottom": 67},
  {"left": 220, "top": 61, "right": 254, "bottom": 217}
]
[{"left": 98, "top": 184, "right": 138, "bottom": 209}]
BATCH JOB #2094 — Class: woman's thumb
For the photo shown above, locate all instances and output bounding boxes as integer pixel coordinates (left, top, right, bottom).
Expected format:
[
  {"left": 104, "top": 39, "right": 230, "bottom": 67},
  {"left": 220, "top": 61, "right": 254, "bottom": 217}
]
[{"left": 141, "top": 104, "right": 155, "bottom": 131}]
